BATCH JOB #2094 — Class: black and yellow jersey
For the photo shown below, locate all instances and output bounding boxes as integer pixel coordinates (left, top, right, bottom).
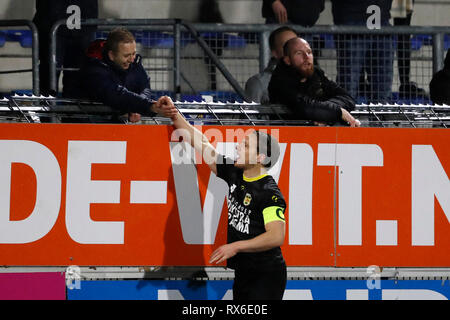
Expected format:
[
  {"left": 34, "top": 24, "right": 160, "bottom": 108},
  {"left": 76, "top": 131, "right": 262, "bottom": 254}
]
[{"left": 216, "top": 155, "right": 287, "bottom": 271}]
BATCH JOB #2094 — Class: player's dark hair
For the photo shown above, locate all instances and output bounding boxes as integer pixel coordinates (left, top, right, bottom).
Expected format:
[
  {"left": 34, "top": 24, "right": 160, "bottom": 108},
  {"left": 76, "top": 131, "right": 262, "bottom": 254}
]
[
  {"left": 254, "top": 130, "right": 280, "bottom": 168},
  {"left": 268, "top": 26, "right": 297, "bottom": 51}
]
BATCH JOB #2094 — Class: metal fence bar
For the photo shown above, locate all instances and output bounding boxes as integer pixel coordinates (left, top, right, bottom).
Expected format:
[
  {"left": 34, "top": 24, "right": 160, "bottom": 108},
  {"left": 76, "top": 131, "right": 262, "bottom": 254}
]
[
  {"left": 0, "top": 19, "right": 40, "bottom": 96},
  {"left": 397, "top": 104, "right": 416, "bottom": 128},
  {"left": 180, "top": 21, "right": 250, "bottom": 101},
  {"left": 0, "top": 69, "right": 32, "bottom": 75},
  {"left": 428, "top": 107, "right": 448, "bottom": 128},
  {"left": 432, "top": 32, "right": 445, "bottom": 73},
  {"left": 259, "top": 30, "right": 271, "bottom": 73},
  {"left": 173, "top": 20, "right": 181, "bottom": 101},
  {"left": 187, "top": 23, "right": 449, "bottom": 35}
]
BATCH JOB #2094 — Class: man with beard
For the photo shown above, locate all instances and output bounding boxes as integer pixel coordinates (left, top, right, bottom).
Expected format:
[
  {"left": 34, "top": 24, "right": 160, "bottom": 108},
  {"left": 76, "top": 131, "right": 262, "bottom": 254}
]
[
  {"left": 268, "top": 37, "right": 360, "bottom": 126},
  {"left": 245, "top": 26, "right": 297, "bottom": 104}
]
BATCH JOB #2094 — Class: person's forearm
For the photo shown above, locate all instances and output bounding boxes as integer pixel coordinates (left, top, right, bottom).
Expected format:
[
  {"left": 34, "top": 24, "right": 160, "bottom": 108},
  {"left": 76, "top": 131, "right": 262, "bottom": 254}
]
[
  {"left": 173, "top": 113, "right": 207, "bottom": 152},
  {"left": 209, "top": 222, "right": 285, "bottom": 264},
  {"left": 234, "top": 226, "right": 284, "bottom": 253},
  {"left": 328, "top": 95, "right": 356, "bottom": 112},
  {"left": 172, "top": 113, "right": 218, "bottom": 169},
  {"left": 94, "top": 82, "right": 151, "bottom": 114},
  {"left": 318, "top": 75, "right": 356, "bottom": 112},
  {"left": 297, "top": 96, "right": 342, "bottom": 123}
]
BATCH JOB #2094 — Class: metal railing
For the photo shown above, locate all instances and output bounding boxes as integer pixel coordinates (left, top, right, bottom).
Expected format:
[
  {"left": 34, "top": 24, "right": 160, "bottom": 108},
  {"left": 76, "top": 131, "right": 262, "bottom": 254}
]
[
  {"left": 48, "top": 19, "right": 449, "bottom": 104},
  {"left": 1, "top": 95, "right": 449, "bottom": 128},
  {"left": 0, "top": 20, "right": 39, "bottom": 95}
]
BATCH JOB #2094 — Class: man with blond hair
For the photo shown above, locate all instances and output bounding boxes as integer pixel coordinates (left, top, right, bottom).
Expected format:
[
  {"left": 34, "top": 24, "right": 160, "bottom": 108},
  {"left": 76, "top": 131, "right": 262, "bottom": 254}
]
[{"left": 78, "top": 28, "right": 174, "bottom": 122}]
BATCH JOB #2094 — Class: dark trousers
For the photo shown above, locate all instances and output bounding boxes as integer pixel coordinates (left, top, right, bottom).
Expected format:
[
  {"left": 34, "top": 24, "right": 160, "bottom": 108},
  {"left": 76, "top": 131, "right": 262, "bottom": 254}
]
[
  {"left": 394, "top": 12, "right": 413, "bottom": 85},
  {"left": 233, "top": 264, "right": 287, "bottom": 300},
  {"left": 335, "top": 33, "right": 394, "bottom": 102}
]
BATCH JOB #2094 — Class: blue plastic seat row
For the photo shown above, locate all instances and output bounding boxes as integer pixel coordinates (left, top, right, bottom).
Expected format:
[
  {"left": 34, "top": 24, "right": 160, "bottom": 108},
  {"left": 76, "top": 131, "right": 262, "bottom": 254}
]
[
  {"left": 317, "top": 34, "right": 450, "bottom": 51},
  {"left": 1, "top": 29, "right": 446, "bottom": 51},
  {"left": 156, "top": 90, "right": 434, "bottom": 105},
  {"left": 95, "top": 31, "right": 248, "bottom": 49},
  {"left": 410, "top": 34, "right": 450, "bottom": 50},
  {"left": 2, "top": 89, "right": 433, "bottom": 105},
  {"left": 199, "top": 32, "right": 247, "bottom": 49},
  {"left": 355, "top": 92, "right": 432, "bottom": 105},
  {"left": 150, "top": 90, "right": 245, "bottom": 103},
  {"left": 0, "top": 30, "right": 33, "bottom": 48}
]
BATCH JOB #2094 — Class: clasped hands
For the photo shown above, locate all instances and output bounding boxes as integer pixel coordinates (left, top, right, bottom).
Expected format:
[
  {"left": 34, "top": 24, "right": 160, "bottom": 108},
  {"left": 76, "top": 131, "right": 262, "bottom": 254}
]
[
  {"left": 127, "top": 96, "right": 178, "bottom": 123},
  {"left": 151, "top": 96, "right": 178, "bottom": 119}
]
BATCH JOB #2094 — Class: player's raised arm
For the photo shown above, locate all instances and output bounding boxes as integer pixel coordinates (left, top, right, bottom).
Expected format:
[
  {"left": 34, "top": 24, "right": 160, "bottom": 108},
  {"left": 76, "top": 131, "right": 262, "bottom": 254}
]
[{"left": 170, "top": 100, "right": 219, "bottom": 175}]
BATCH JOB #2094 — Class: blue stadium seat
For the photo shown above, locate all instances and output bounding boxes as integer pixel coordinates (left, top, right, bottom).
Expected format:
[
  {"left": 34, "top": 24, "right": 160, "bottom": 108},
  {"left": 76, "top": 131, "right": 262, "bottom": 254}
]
[
  {"left": 11, "top": 90, "right": 33, "bottom": 96},
  {"left": 149, "top": 91, "right": 244, "bottom": 103},
  {"left": 151, "top": 90, "right": 174, "bottom": 100},
  {"left": 226, "top": 34, "right": 246, "bottom": 49},
  {"left": 355, "top": 96, "right": 368, "bottom": 105},
  {"left": 199, "top": 32, "right": 247, "bottom": 49},
  {"left": 199, "top": 90, "right": 244, "bottom": 103},
  {"left": 180, "top": 94, "right": 203, "bottom": 102},
  {"left": 94, "top": 31, "right": 195, "bottom": 49},
  {"left": 321, "top": 34, "right": 335, "bottom": 49},
  {"left": 410, "top": 34, "right": 432, "bottom": 51},
  {"left": 410, "top": 34, "right": 450, "bottom": 51},
  {"left": 4, "top": 30, "right": 32, "bottom": 48},
  {"left": 138, "top": 31, "right": 194, "bottom": 49},
  {"left": 140, "top": 31, "right": 171, "bottom": 48},
  {"left": 368, "top": 92, "right": 432, "bottom": 105},
  {"left": 0, "top": 31, "right": 6, "bottom": 47},
  {"left": 410, "top": 35, "right": 422, "bottom": 50}
]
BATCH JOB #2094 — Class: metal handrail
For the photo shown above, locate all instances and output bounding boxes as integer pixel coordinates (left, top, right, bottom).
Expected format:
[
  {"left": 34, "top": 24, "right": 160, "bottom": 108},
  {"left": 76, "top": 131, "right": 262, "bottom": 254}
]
[
  {"left": 1, "top": 95, "right": 449, "bottom": 128},
  {"left": 0, "top": 20, "right": 40, "bottom": 95}
]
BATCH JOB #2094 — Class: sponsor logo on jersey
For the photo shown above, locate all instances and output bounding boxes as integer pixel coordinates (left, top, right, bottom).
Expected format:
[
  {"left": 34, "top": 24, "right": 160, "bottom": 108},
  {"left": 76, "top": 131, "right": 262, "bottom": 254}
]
[{"left": 243, "top": 193, "right": 252, "bottom": 206}]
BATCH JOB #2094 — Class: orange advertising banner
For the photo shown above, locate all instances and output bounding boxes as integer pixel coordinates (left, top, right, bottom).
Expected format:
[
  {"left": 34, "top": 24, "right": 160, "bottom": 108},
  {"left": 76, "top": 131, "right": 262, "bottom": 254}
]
[{"left": 0, "top": 123, "right": 449, "bottom": 267}]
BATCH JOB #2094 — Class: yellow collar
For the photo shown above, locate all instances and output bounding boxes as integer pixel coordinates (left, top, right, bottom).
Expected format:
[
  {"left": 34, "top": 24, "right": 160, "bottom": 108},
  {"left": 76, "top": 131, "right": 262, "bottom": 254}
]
[{"left": 243, "top": 173, "right": 268, "bottom": 182}]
